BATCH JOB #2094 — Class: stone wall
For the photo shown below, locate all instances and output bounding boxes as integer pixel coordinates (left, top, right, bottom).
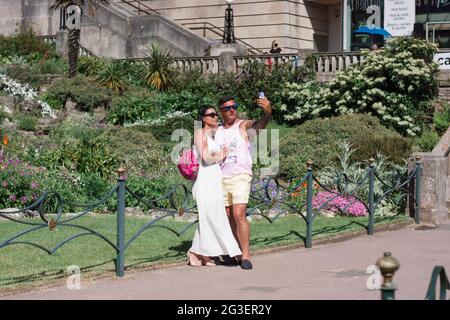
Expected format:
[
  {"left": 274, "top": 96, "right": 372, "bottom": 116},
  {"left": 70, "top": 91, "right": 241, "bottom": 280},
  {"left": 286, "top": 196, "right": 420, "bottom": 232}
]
[
  {"left": 114, "top": 0, "right": 331, "bottom": 53},
  {"left": 410, "top": 125, "right": 450, "bottom": 225},
  {"left": 0, "top": 0, "right": 59, "bottom": 36}
]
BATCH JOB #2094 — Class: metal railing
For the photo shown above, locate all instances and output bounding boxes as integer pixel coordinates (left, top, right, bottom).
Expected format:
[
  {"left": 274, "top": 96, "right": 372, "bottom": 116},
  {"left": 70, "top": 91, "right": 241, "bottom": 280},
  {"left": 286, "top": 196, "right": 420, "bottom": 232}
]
[
  {"left": 0, "top": 157, "right": 421, "bottom": 277},
  {"left": 377, "top": 253, "right": 450, "bottom": 300},
  {"left": 116, "top": 0, "right": 160, "bottom": 16},
  {"left": 181, "top": 21, "right": 265, "bottom": 55},
  {"left": 425, "top": 266, "right": 450, "bottom": 300}
]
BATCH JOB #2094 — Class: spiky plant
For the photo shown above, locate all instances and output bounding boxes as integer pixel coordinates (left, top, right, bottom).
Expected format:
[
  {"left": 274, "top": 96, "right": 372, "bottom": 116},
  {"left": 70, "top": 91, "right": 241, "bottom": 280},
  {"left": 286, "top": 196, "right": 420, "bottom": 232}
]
[
  {"left": 50, "top": 0, "right": 109, "bottom": 78},
  {"left": 142, "top": 43, "right": 174, "bottom": 91},
  {"left": 95, "top": 60, "right": 126, "bottom": 95}
]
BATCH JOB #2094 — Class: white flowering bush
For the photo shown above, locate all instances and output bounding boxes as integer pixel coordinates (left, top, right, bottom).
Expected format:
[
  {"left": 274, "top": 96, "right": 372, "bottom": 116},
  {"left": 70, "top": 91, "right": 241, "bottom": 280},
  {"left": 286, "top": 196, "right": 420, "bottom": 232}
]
[
  {"left": 280, "top": 37, "right": 439, "bottom": 136},
  {"left": 0, "top": 73, "right": 56, "bottom": 119}
]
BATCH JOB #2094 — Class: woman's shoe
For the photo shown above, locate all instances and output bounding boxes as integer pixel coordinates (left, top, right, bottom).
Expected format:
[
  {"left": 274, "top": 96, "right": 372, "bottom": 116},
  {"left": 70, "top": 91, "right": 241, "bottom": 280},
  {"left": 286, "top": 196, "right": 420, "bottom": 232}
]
[
  {"left": 186, "top": 251, "right": 202, "bottom": 267},
  {"left": 201, "top": 256, "right": 216, "bottom": 267}
]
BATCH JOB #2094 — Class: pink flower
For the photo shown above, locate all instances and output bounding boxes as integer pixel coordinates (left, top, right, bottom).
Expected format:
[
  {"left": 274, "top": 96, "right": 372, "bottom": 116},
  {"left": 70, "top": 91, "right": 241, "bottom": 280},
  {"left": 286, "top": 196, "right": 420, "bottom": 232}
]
[
  {"left": 9, "top": 194, "right": 17, "bottom": 202},
  {"left": 21, "top": 196, "right": 27, "bottom": 204},
  {"left": 312, "top": 191, "right": 367, "bottom": 217}
]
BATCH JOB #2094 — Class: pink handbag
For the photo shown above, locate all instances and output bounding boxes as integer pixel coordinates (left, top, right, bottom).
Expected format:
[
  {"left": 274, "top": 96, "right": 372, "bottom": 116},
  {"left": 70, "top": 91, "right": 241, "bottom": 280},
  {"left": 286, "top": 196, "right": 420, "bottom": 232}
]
[{"left": 177, "top": 149, "right": 199, "bottom": 181}]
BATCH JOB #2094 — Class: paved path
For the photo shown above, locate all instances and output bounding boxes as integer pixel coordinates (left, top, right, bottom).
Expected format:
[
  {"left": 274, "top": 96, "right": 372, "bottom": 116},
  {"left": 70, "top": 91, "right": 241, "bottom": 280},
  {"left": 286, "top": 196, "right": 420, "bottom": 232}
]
[{"left": 5, "top": 223, "right": 450, "bottom": 300}]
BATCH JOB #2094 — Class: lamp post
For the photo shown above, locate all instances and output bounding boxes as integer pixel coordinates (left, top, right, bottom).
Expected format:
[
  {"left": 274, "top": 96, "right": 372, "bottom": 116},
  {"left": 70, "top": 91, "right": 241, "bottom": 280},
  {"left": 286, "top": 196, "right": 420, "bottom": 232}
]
[{"left": 223, "top": 0, "right": 235, "bottom": 43}]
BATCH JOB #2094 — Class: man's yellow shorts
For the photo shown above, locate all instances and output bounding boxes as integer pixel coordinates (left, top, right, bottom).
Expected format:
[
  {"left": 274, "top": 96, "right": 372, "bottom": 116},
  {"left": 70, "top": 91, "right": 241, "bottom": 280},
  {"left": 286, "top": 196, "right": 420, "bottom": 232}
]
[{"left": 222, "top": 174, "right": 252, "bottom": 207}]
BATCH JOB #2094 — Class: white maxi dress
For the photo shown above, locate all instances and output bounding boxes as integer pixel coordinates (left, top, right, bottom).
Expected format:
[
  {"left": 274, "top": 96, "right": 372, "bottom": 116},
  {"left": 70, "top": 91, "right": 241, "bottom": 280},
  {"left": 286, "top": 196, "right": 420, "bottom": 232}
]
[{"left": 190, "top": 134, "right": 242, "bottom": 258}]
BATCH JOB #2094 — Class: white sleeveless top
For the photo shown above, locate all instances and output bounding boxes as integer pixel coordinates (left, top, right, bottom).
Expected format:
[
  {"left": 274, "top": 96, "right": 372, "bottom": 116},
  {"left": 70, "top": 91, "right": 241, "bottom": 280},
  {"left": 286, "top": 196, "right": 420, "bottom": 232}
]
[{"left": 214, "top": 120, "right": 253, "bottom": 178}]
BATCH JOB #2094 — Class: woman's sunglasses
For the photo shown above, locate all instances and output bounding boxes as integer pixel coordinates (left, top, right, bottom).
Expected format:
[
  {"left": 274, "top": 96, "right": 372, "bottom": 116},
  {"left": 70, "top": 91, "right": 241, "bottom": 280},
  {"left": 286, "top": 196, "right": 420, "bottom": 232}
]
[
  {"left": 220, "top": 103, "right": 238, "bottom": 112},
  {"left": 204, "top": 112, "right": 218, "bottom": 118}
]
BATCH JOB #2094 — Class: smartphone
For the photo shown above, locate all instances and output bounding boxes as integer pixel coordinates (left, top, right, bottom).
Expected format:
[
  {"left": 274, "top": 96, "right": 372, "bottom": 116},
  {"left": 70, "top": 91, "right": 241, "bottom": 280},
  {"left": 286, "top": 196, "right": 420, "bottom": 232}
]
[{"left": 258, "top": 91, "right": 265, "bottom": 99}]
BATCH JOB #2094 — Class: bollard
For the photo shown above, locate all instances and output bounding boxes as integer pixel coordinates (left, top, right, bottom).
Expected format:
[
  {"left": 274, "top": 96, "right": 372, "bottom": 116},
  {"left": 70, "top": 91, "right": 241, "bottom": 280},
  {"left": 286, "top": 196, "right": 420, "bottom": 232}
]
[
  {"left": 306, "top": 159, "right": 314, "bottom": 249},
  {"left": 376, "top": 252, "right": 400, "bottom": 300},
  {"left": 116, "top": 167, "right": 127, "bottom": 277}
]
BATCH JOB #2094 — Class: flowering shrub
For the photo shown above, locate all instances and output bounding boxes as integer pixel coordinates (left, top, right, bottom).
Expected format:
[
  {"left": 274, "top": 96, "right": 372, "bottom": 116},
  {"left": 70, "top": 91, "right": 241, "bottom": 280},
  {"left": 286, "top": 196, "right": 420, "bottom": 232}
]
[
  {"left": 312, "top": 191, "right": 367, "bottom": 217},
  {"left": 0, "top": 153, "right": 46, "bottom": 208},
  {"left": 280, "top": 37, "right": 439, "bottom": 136},
  {"left": 0, "top": 73, "right": 56, "bottom": 118}
]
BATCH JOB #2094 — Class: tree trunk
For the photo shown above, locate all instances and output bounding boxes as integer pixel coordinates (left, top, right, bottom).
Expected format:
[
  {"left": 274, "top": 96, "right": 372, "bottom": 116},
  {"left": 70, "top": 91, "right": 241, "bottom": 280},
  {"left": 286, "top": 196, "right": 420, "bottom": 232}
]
[{"left": 67, "top": 28, "right": 80, "bottom": 78}]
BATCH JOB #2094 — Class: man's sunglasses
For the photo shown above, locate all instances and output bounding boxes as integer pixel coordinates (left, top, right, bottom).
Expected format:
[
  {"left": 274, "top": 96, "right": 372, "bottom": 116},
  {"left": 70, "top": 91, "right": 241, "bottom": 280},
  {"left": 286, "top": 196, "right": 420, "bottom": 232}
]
[
  {"left": 204, "top": 112, "right": 218, "bottom": 118},
  {"left": 220, "top": 103, "right": 238, "bottom": 112}
]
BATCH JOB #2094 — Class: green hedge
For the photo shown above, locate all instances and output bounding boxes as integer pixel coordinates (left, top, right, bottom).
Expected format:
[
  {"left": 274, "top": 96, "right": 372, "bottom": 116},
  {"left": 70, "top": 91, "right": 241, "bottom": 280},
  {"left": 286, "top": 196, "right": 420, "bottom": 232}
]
[{"left": 279, "top": 114, "right": 412, "bottom": 179}]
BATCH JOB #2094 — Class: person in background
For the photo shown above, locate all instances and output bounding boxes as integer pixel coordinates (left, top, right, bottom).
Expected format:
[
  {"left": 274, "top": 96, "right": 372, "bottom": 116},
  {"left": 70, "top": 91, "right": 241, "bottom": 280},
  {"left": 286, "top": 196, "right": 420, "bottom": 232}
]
[{"left": 270, "top": 40, "right": 282, "bottom": 54}]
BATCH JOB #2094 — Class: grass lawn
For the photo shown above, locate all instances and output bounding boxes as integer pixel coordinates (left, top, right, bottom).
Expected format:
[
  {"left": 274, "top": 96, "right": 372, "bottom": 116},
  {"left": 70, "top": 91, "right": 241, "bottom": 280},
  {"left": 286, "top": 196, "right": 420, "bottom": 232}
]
[{"left": 0, "top": 213, "right": 411, "bottom": 292}]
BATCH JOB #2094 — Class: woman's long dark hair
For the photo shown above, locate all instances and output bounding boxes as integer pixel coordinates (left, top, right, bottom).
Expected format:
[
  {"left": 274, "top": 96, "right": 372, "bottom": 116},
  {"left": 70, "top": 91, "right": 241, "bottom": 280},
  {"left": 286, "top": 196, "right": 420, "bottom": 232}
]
[{"left": 197, "top": 105, "right": 215, "bottom": 128}]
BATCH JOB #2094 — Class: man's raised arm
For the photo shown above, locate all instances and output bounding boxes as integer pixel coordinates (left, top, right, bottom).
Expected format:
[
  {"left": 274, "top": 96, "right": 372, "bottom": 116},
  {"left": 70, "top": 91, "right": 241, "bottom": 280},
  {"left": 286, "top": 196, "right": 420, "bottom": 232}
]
[{"left": 245, "top": 97, "right": 272, "bottom": 134}]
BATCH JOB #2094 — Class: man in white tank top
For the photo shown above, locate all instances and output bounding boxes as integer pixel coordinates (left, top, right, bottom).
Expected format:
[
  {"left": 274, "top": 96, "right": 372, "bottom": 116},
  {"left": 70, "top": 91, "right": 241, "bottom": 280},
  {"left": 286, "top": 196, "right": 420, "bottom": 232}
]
[{"left": 214, "top": 95, "right": 272, "bottom": 270}]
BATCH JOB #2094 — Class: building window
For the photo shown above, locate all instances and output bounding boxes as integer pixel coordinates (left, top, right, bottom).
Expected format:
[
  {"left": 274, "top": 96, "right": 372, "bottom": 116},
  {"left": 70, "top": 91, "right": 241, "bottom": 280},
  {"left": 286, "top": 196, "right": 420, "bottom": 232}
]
[
  {"left": 416, "top": 0, "right": 450, "bottom": 48},
  {"left": 349, "top": 0, "right": 385, "bottom": 51},
  {"left": 345, "top": 0, "right": 450, "bottom": 51}
]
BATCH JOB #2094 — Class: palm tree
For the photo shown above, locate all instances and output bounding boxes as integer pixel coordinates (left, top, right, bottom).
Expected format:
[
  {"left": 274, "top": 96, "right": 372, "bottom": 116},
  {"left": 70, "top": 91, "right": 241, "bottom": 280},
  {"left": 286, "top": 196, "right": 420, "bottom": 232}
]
[{"left": 50, "top": 0, "right": 109, "bottom": 78}]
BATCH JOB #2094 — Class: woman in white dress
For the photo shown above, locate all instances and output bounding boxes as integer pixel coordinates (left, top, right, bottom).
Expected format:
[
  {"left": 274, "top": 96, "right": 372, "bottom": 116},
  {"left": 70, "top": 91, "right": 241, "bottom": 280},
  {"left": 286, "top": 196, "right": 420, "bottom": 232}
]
[{"left": 187, "top": 106, "right": 242, "bottom": 266}]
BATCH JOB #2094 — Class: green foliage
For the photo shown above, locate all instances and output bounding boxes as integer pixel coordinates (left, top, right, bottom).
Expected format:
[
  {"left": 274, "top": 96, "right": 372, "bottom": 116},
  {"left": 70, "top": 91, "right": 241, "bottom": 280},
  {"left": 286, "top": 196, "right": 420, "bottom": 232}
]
[
  {"left": 279, "top": 114, "right": 412, "bottom": 179},
  {"left": 169, "top": 59, "right": 313, "bottom": 122},
  {"left": 142, "top": 44, "right": 174, "bottom": 91},
  {"left": 108, "top": 93, "right": 155, "bottom": 125},
  {"left": 36, "top": 114, "right": 118, "bottom": 177},
  {"left": 280, "top": 37, "right": 439, "bottom": 136},
  {"left": 15, "top": 114, "right": 37, "bottom": 131},
  {"left": 0, "top": 107, "right": 9, "bottom": 124},
  {"left": 434, "top": 103, "right": 450, "bottom": 136},
  {"left": 77, "top": 55, "right": 106, "bottom": 76},
  {"left": 113, "top": 60, "right": 146, "bottom": 87},
  {"left": 416, "top": 129, "right": 439, "bottom": 152},
  {"left": 132, "top": 114, "right": 195, "bottom": 143},
  {"left": 37, "top": 135, "right": 119, "bottom": 178},
  {"left": 44, "top": 75, "right": 111, "bottom": 111},
  {"left": 99, "top": 127, "right": 178, "bottom": 178},
  {"left": 5, "top": 63, "right": 40, "bottom": 87},
  {"left": 125, "top": 175, "right": 178, "bottom": 207},
  {"left": 94, "top": 60, "right": 127, "bottom": 94},
  {"left": 39, "top": 91, "right": 64, "bottom": 110},
  {"left": 49, "top": 113, "right": 98, "bottom": 141},
  {"left": 31, "top": 57, "right": 67, "bottom": 75},
  {"left": 155, "top": 90, "right": 215, "bottom": 116},
  {"left": 0, "top": 25, "right": 54, "bottom": 59}
]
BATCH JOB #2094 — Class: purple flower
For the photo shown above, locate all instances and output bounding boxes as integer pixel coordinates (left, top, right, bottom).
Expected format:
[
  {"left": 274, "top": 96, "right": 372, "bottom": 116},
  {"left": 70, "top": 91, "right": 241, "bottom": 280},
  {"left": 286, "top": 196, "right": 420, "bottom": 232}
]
[
  {"left": 9, "top": 194, "right": 17, "bottom": 202},
  {"left": 21, "top": 196, "right": 27, "bottom": 204},
  {"left": 31, "top": 182, "right": 38, "bottom": 189},
  {"left": 2, "top": 181, "right": 8, "bottom": 188}
]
